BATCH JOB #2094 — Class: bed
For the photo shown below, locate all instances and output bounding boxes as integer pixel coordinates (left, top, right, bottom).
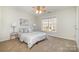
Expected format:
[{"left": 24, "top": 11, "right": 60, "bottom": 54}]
[
  {"left": 19, "top": 31, "right": 47, "bottom": 48},
  {"left": 19, "top": 19, "right": 47, "bottom": 48}
]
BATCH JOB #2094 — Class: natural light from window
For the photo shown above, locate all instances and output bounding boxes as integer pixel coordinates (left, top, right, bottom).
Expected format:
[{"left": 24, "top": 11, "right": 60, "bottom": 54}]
[{"left": 41, "top": 17, "right": 56, "bottom": 32}]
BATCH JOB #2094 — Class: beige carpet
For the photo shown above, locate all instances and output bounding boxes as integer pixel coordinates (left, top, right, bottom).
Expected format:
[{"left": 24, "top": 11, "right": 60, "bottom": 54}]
[{"left": 0, "top": 36, "right": 77, "bottom": 52}]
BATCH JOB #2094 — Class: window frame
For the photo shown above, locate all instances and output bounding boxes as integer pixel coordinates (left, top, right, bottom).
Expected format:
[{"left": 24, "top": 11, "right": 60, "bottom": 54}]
[{"left": 41, "top": 17, "right": 57, "bottom": 32}]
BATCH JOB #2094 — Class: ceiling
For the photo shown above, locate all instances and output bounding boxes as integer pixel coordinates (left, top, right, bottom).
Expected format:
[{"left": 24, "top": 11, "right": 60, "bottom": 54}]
[{"left": 15, "top": 6, "right": 74, "bottom": 16}]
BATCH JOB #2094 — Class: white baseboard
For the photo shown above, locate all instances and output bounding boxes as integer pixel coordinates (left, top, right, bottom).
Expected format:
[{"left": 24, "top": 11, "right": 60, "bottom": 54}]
[
  {"left": 47, "top": 34, "right": 75, "bottom": 40},
  {"left": 0, "top": 37, "right": 10, "bottom": 42},
  {"left": 0, "top": 39, "right": 9, "bottom": 42}
]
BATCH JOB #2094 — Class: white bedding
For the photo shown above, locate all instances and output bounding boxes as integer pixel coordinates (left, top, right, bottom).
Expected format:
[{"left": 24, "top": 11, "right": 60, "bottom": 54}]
[{"left": 19, "top": 31, "right": 46, "bottom": 48}]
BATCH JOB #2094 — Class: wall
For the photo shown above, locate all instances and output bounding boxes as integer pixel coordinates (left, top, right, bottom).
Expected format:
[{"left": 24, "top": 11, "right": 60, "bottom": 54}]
[
  {"left": 0, "top": 7, "right": 3, "bottom": 40},
  {"left": 0, "top": 7, "right": 35, "bottom": 42},
  {"left": 75, "top": 7, "right": 79, "bottom": 48},
  {"left": 37, "top": 7, "right": 76, "bottom": 40},
  {"left": 0, "top": 7, "right": 1, "bottom": 39},
  {"left": 0, "top": 7, "right": 76, "bottom": 41},
  {"left": 33, "top": 16, "right": 42, "bottom": 31}
]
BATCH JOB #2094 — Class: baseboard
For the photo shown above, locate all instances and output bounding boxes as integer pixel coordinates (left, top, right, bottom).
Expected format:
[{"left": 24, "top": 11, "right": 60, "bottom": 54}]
[
  {"left": 0, "top": 39, "right": 10, "bottom": 42},
  {"left": 47, "top": 34, "right": 75, "bottom": 41},
  {"left": 0, "top": 39, "right": 9, "bottom": 42}
]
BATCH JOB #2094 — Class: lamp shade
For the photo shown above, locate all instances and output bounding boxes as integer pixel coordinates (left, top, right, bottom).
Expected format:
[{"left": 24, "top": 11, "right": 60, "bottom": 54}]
[
  {"left": 33, "top": 24, "right": 36, "bottom": 26},
  {"left": 11, "top": 23, "right": 16, "bottom": 27}
]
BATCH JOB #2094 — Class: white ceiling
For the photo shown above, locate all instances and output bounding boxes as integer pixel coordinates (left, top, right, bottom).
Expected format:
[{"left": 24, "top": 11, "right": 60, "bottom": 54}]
[{"left": 15, "top": 6, "right": 74, "bottom": 16}]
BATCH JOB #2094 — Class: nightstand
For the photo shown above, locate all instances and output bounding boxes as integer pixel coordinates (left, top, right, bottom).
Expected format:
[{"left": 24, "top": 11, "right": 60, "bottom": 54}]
[{"left": 10, "top": 32, "right": 19, "bottom": 39}]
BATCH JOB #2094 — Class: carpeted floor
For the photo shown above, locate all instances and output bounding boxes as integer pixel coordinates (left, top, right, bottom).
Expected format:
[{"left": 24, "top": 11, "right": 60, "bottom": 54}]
[{"left": 0, "top": 36, "right": 77, "bottom": 52}]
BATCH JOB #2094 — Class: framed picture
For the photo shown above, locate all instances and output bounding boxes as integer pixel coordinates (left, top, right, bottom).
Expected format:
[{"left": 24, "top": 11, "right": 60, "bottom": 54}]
[
  {"left": 19, "top": 18, "right": 30, "bottom": 33},
  {"left": 19, "top": 18, "right": 29, "bottom": 26}
]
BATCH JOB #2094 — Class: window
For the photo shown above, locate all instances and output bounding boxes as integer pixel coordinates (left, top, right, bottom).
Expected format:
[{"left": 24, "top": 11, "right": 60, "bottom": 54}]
[{"left": 41, "top": 17, "right": 56, "bottom": 32}]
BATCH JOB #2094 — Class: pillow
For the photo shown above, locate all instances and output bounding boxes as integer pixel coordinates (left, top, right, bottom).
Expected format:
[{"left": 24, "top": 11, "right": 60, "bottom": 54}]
[
  {"left": 19, "top": 28, "right": 29, "bottom": 33},
  {"left": 28, "top": 28, "right": 32, "bottom": 32},
  {"left": 28, "top": 26, "right": 34, "bottom": 32}
]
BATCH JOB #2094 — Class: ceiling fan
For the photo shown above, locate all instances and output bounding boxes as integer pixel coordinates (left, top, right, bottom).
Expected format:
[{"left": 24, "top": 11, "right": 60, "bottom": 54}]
[{"left": 32, "top": 6, "right": 46, "bottom": 14}]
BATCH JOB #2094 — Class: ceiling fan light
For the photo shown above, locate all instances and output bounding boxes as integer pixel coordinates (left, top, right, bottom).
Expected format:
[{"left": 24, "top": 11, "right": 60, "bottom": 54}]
[
  {"left": 36, "top": 10, "right": 39, "bottom": 14},
  {"left": 39, "top": 10, "right": 42, "bottom": 14},
  {"left": 33, "top": 6, "right": 46, "bottom": 14}
]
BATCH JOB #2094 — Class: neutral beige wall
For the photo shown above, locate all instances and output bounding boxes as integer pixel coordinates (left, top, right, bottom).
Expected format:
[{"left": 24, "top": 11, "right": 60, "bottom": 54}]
[
  {"left": 0, "top": 6, "right": 76, "bottom": 41},
  {"left": 0, "top": 7, "right": 35, "bottom": 41},
  {"left": 0, "top": 7, "right": 3, "bottom": 40},
  {"left": 0, "top": 8, "right": 1, "bottom": 39},
  {"left": 33, "top": 16, "right": 41, "bottom": 31},
  {"left": 75, "top": 7, "right": 79, "bottom": 48},
  {"left": 36, "top": 7, "right": 76, "bottom": 40}
]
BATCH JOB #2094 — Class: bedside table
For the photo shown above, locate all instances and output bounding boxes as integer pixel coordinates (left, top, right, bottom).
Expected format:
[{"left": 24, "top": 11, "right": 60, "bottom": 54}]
[{"left": 10, "top": 32, "right": 19, "bottom": 39}]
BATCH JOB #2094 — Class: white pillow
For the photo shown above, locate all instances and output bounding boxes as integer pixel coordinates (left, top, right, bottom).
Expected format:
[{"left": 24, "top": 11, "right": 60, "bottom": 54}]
[
  {"left": 28, "top": 29, "right": 32, "bottom": 32},
  {"left": 28, "top": 28, "right": 33, "bottom": 32},
  {"left": 19, "top": 28, "right": 29, "bottom": 33}
]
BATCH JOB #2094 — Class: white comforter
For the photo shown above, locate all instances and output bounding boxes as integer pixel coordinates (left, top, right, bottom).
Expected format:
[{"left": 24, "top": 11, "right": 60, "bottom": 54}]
[{"left": 20, "top": 31, "right": 46, "bottom": 48}]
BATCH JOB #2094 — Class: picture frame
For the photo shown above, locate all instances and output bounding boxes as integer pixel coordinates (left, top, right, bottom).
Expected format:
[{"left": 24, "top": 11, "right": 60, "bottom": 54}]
[{"left": 19, "top": 18, "right": 29, "bottom": 26}]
